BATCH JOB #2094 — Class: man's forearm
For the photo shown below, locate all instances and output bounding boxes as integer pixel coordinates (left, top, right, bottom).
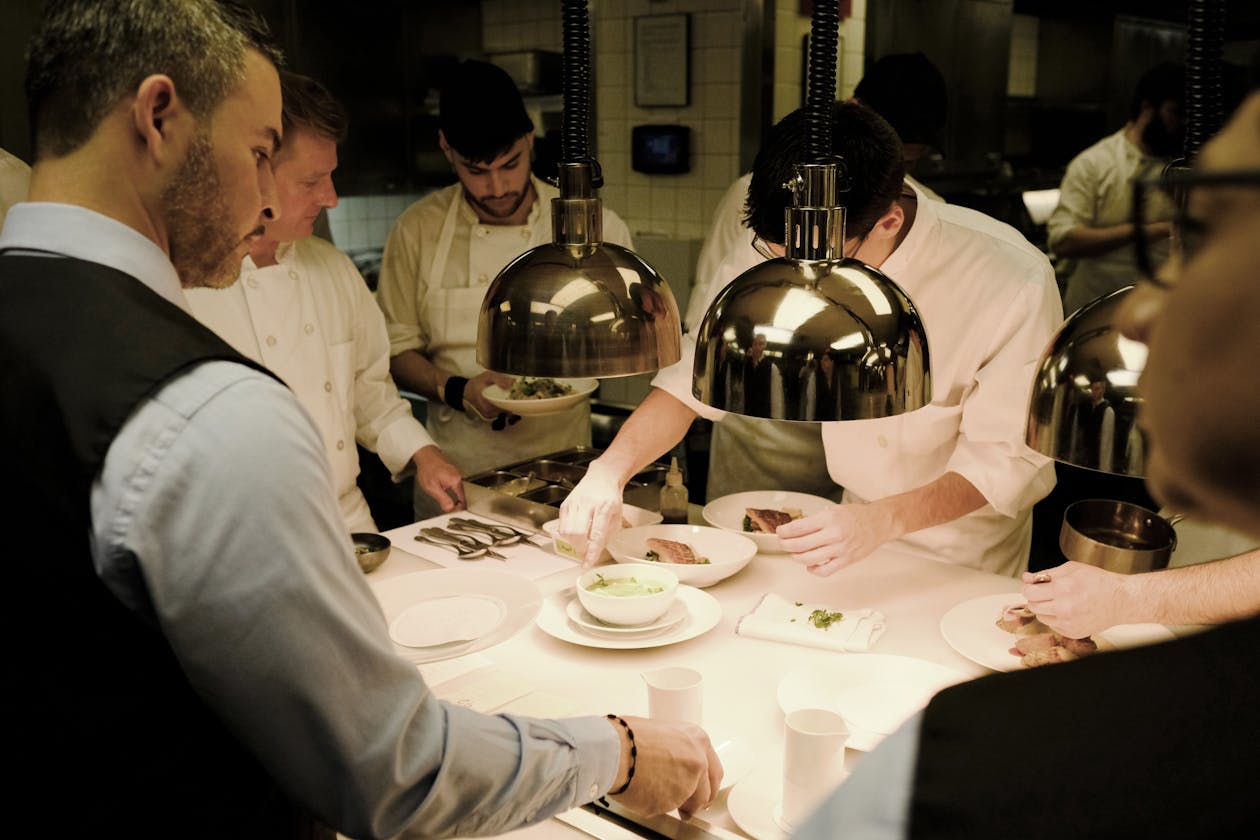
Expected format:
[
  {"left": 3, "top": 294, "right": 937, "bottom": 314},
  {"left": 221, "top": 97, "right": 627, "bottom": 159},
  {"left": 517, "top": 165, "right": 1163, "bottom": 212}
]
[
  {"left": 876, "top": 471, "right": 988, "bottom": 540},
  {"left": 589, "top": 388, "right": 698, "bottom": 485},
  {"left": 389, "top": 349, "right": 448, "bottom": 401},
  {"left": 1117, "top": 548, "right": 1260, "bottom": 626},
  {"left": 1052, "top": 223, "right": 1139, "bottom": 259}
]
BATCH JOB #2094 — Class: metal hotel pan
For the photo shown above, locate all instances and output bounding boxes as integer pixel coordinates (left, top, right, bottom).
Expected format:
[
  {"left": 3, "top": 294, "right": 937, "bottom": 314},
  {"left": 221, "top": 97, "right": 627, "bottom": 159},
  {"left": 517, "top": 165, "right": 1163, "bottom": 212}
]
[
  {"left": 511, "top": 459, "right": 588, "bottom": 485},
  {"left": 1060, "top": 499, "right": 1182, "bottom": 574},
  {"left": 520, "top": 485, "right": 572, "bottom": 506}
]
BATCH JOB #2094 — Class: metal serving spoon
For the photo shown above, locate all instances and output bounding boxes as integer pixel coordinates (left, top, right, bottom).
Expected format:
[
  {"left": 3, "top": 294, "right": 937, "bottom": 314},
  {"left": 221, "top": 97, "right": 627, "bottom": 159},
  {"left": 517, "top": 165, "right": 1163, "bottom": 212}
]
[
  {"left": 413, "top": 532, "right": 487, "bottom": 560},
  {"left": 420, "top": 527, "right": 508, "bottom": 560},
  {"left": 446, "top": 517, "right": 546, "bottom": 548}
]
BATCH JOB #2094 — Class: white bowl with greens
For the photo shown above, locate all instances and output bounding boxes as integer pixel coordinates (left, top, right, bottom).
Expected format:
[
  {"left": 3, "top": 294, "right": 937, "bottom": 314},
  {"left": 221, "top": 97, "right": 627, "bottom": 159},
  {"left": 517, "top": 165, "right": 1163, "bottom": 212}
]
[
  {"left": 482, "top": 377, "right": 599, "bottom": 416},
  {"left": 576, "top": 564, "right": 679, "bottom": 626}
]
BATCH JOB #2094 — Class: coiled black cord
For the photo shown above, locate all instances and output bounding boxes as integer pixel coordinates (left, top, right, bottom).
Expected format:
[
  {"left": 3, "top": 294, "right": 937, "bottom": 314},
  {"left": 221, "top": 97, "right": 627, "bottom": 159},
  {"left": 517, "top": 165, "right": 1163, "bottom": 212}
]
[
  {"left": 1184, "top": 0, "right": 1225, "bottom": 162},
  {"left": 561, "top": 0, "right": 593, "bottom": 166},
  {"left": 805, "top": 0, "right": 840, "bottom": 163}
]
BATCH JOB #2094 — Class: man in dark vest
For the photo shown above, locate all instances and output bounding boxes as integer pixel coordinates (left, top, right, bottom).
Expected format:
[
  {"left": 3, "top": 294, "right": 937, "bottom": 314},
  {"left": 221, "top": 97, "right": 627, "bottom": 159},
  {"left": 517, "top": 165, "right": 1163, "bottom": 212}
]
[
  {"left": 0, "top": 2, "right": 719, "bottom": 837},
  {"left": 793, "top": 92, "right": 1260, "bottom": 838}
]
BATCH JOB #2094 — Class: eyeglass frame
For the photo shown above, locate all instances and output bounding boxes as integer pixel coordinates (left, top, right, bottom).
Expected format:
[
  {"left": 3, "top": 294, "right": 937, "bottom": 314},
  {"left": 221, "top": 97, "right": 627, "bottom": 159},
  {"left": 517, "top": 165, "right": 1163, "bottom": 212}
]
[{"left": 1131, "top": 164, "right": 1260, "bottom": 287}]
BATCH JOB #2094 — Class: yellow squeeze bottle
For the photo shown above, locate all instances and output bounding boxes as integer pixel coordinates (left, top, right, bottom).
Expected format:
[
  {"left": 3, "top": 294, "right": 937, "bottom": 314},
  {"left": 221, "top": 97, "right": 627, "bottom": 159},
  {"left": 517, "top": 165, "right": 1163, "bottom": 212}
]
[{"left": 659, "top": 456, "right": 689, "bottom": 524}]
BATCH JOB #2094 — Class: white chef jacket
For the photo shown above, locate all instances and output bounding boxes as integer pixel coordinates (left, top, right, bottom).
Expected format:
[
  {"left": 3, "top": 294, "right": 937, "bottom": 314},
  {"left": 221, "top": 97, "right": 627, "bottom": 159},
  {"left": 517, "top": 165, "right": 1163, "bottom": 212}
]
[
  {"left": 0, "top": 148, "right": 32, "bottom": 233},
  {"left": 187, "top": 236, "right": 434, "bottom": 532},
  {"left": 1048, "top": 129, "right": 1175, "bottom": 316},
  {"left": 685, "top": 175, "right": 944, "bottom": 503},
  {"left": 655, "top": 182, "right": 1062, "bottom": 577},
  {"left": 377, "top": 175, "right": 634, "bottom": 476}
]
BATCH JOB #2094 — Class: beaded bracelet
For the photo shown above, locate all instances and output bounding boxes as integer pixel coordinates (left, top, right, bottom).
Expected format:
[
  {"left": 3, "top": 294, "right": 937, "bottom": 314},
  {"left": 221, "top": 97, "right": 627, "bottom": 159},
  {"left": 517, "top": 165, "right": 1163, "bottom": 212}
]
[{"left": 605, "top": 714, "right": 637, "bottom": 796}]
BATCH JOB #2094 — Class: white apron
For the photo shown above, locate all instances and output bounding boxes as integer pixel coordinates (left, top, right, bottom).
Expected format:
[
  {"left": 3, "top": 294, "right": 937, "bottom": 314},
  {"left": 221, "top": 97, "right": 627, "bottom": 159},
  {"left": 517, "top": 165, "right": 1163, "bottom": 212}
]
[
  {"left": 421, "top": 187, "right": 591, "bottom": 479},
  {"left": 706, "top": 417, "right": 845, "bottom": 502}
]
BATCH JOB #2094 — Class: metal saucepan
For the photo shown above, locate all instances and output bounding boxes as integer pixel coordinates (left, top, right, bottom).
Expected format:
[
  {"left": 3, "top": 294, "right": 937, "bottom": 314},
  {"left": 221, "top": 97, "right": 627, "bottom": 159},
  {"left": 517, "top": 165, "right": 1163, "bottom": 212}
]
[{"left": 1059, "top": 499, "right": 1184, "bottom": 574}]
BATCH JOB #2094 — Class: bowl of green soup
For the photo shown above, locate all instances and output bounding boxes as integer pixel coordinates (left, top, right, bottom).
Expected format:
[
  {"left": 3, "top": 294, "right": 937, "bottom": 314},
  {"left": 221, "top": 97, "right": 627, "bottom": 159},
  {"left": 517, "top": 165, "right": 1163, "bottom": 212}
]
[{"left": 576, "top": 564, "right": 679, "bottom": 626}]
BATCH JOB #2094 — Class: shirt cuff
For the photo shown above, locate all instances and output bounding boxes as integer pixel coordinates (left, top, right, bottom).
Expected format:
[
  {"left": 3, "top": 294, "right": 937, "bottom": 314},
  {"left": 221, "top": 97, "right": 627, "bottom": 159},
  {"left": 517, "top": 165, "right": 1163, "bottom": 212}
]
[
  {"left": 563, "top": 714, "right": 623, "bottom": 802},
  {"left": 650, "top": 336, "right": 727, "bottom": 422},
  {"left": 375, "top": 416, "right": 437, "bottom": 479}
]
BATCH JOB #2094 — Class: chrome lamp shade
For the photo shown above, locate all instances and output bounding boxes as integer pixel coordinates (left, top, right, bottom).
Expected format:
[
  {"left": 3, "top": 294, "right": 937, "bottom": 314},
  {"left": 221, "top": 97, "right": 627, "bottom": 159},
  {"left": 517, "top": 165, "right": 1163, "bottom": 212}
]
[
  {"left": 692, "top": 256, "right": 930, "bottom": 421},
  {"left": 1026, "top": 285, "right": 1148, "bottom": 476},
  {"left": 476, "top": 235, "right": 682, "bottom": 378}
]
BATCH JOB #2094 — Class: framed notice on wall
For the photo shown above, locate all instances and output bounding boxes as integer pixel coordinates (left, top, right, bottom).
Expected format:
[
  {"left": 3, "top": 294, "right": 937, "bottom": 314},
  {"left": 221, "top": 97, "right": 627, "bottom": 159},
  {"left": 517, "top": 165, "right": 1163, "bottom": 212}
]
[{"left": 634, "top": 14, "right": 690, "bottom": 107}]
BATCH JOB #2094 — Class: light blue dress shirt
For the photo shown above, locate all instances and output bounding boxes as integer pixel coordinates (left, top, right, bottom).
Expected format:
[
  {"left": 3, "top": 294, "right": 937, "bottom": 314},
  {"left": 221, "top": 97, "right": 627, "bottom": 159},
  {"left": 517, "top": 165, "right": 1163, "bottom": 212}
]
[{"left": 1, "top": 203, "right": 618, "bottom": 838}]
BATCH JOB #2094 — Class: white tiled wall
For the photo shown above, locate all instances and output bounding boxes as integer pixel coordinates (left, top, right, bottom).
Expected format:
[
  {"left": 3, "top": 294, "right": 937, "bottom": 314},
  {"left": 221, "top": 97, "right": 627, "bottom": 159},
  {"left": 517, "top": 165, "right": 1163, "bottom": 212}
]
[
  {"left": 1007, "top": 13, "right": 1038, "bottom": 98},
  {"left": 326, "top": 192, "right": 429, "bottom": 253}
]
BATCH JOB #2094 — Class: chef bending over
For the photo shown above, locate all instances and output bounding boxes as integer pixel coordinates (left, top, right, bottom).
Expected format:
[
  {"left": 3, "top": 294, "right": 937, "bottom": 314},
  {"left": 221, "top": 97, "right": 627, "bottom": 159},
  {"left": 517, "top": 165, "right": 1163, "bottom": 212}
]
[{"left": 560, "top": 102, "right": 1064, "bottom": 578}]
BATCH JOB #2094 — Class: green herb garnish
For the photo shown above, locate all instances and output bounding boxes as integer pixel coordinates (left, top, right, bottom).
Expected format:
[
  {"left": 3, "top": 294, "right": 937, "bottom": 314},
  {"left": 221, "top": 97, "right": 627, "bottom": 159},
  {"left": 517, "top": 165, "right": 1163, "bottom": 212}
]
[{"left": 808, "top": 609, "right": 845, "bottom": 630}]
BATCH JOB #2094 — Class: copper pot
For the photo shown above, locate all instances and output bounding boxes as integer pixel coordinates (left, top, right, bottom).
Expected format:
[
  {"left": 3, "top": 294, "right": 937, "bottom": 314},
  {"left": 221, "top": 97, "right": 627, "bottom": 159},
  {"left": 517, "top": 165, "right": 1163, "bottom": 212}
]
[{"left": 1059, "top": 499, "right": 1182, "bottom": 574}]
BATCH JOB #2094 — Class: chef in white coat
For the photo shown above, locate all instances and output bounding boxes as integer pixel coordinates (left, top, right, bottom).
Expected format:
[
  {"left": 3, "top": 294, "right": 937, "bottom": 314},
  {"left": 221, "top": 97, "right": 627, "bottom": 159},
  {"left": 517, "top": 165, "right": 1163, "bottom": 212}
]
[
  {"left": 188, "top": 71, "right": 464, "bottom": 533},
  {"left": 377, "top": 60, "right": 634, "bottom": 494},
  {"left": 560, "top": 104, "right": 1062, "bottom": 578},
  {"left": 686, "top": 54, "right": 948, "bottom": 504}
]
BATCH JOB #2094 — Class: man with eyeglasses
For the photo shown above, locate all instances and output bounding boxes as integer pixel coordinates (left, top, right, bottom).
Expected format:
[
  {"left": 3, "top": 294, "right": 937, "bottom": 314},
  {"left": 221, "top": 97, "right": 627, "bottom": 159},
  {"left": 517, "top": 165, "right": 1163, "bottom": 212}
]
[
  {"left": 560, "top": 102, "right": 1063, "bottom": 579},
  {"left": 1017, "top": 95, "right": 1260, "bottom": 642},
  {"left": 1048, "top": 62, "right": 1185, "bottom": 316},
  {"left": 792, "top": 89, "right": 1260, "bottom": 840}
]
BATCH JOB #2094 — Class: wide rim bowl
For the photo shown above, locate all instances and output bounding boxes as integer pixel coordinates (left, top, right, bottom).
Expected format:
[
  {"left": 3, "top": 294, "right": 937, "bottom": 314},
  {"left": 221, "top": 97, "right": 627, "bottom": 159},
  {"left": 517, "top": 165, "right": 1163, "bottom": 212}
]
[{"left": 607, "top": 524, "right": 756, "bottom": 587}]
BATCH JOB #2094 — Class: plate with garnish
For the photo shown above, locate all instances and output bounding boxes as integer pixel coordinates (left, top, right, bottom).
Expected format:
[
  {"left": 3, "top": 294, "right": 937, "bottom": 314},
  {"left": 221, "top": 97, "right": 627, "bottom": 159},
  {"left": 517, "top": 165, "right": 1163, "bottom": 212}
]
[{"left": 482, "top": 377, "right": 598, "bottom": 416}]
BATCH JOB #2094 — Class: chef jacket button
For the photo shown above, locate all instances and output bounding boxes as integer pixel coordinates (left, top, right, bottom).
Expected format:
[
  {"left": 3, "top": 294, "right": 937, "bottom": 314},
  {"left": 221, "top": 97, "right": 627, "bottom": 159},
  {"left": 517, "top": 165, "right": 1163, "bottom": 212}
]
[
  {"left": 336, "top": 439, "right": 345, "bottom": 450},
  {"left": 588, "top": 783, "right": 599, "bottom": 799},
  {"left": 246, "top": 276, "right": 258, "bottom": 288},
  {"left": 476, "top": 226, "right": 488, "bottom": 238},
  {"left": 288, "top": 269, "right": 299, "bottom": 280},
  {"left": 477, "top": 273, "right": 489, "bottom": 284},
  {"left": 520, "top": 229, "right": 530, "bottom": 240},
  {"left": 324, "top": 381, "right": 333, "bottom": 392},
  {"left": 877, "top": 434, "right": 888, "bottom": 448},
  {"left": 265, "top": 335, "right": 277, "bottom": 347},
  {"left": 304, "top": 323, "right": 315, "bottom": 334}
]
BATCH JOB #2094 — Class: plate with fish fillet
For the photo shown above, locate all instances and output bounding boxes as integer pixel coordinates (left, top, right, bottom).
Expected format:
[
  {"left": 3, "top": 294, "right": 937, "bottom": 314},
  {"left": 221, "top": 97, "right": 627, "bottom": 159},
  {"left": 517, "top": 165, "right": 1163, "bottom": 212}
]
[
  {"left": 606, "top": 524, "right": 757, "bottom": 587},
  {"left": 939, "top": 592, "right": 1177, "bottom": 672},
  {"left": 701, "top": 491, "right": 835, "bottom": 554}
]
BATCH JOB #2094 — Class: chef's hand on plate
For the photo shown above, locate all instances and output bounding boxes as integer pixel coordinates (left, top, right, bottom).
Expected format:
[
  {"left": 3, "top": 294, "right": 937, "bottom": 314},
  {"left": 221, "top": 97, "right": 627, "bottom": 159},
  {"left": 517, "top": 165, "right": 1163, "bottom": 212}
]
[
  {"left": 413, "top": 445, "right": 466, "bottom": 512},
  {"left": 462, "top": 369, "right": 515, "bottom": 422},
  {"left": 1021, "top": 561, "right": 1126, "bottom": 639},
  {"left": 607, "top": 715, "right": 722, "bottom": 819},
  {"left": 777, "top": 502, "right": 895, "bottom": 576},
  {"left": 558, "top": 465, "right": 624, "bottom": 566}
]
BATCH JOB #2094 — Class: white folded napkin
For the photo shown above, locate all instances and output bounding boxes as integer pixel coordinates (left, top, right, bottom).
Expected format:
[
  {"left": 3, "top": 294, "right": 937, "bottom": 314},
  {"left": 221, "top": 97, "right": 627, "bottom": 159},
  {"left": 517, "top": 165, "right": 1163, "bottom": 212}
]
[{"left": 736, "top": 593, "right": 886, "bottom": 652}]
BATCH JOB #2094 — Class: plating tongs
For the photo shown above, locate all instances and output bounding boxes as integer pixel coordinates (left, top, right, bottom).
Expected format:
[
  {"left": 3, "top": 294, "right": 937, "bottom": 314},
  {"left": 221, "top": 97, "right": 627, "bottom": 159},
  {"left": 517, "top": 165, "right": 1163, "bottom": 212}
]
[{"left": 446, "top": 517, "right": 545, "bottom": 548}]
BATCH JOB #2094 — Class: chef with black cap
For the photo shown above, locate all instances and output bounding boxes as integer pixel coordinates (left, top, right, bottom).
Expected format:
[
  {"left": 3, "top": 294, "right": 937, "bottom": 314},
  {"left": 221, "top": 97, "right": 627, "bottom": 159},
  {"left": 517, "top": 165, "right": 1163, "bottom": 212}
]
[{"left": 377, "top": 59, "right": 634, "bottom": 504}]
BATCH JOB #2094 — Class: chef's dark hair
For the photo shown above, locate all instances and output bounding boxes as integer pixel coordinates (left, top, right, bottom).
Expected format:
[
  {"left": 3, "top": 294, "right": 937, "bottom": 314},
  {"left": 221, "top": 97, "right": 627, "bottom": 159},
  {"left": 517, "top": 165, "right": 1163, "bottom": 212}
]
[
  {"left": 1130, "top": 62, "right": 1185, "bottom": 119},
  {"left": 744, "top": 102, "right": 904, "bottom": 246},
  {"left": 439, "top": 59, "right": 534, "bottom": 163}
]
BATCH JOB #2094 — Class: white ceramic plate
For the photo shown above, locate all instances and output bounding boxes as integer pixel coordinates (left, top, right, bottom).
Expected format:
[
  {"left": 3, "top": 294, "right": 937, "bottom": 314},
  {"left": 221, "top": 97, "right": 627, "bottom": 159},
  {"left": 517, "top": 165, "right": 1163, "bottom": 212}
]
[
  {"left": 777, "top": 654, "right": 969, "bottom": 752},
  {"left": 939, "top": 592, "right": 1178, "bottom": 673},
  {"left": 726, "top": 768, "right": 788, "bottom": 840},
  {"left": 606, "top": 524, "right": 757, "bottom": 587},
  {"left": 482, "top": 378, "right": 599, "bottom": 416},
  {"left": 370, "top": 568, "right": 542, "bottom": 664},
  {"left": 389, "top": 594, "right": 505, "bottom": 648},
  {"left": 535, "top": 585, "right": 722, "bottom": 649},
  {"left": 565, "top": 597, "right": 688, "bottom": 635},
  {"left": 702, "top": 491, "right": 835, "bottom": 554}
]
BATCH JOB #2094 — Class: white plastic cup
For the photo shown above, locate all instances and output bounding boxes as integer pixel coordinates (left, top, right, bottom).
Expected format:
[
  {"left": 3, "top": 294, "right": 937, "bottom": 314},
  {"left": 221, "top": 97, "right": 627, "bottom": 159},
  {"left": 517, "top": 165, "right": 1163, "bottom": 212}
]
[
  {"left": 641, "top": 666, "right": 704, "bottom": 725},
  {"left": 778, "top": 708, "right": 849, "bottom": 831}
]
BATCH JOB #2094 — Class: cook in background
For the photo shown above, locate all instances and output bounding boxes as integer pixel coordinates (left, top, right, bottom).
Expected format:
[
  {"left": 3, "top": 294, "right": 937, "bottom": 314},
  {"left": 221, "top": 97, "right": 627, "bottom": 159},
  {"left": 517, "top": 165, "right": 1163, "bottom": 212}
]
[
  {"left": 188, "top": 70, "right": 465, "bottom": 532},
  {"left": 1048, "top": 62, "right": 1184, "bottom": 316},
  {"left": 796, "top": 90, "right": 1260, "bottom": 840},
  {"left": 0, "top": 1, "right": 720, "bottom": 835},
  {"left": 0, "top": 146, "right": 31, "bottom": 230},
  {"left": 686, "top": 52, "right": 948, "bottom": 504},
  {"left": 561, "top": 102, "right": 1062, "bottom": 579},
  {"left": 376, "top": 59, "right": 635, "bottom": 507}
]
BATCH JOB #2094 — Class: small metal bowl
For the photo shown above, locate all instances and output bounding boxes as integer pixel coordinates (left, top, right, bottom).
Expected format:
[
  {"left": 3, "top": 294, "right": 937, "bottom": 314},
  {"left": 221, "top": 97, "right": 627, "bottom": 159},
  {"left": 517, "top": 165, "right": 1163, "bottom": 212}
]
[{"left": 351, "top": 532, "right": 391, "bottom": 574}]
